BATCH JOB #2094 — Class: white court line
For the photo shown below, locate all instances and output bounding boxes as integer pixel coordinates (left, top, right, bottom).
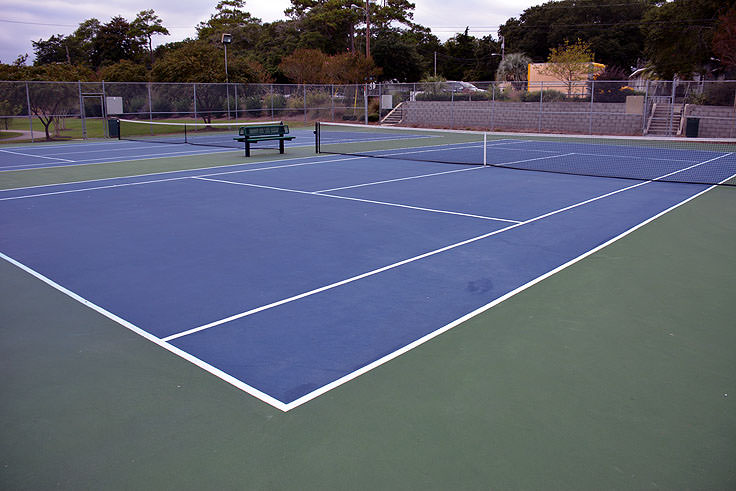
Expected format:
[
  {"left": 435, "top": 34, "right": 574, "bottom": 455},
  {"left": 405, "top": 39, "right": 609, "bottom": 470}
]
[
  {"left": 6, "top": 143, "right": 217, "bottom": 157},
  {"left": 2, "top": 153, "right": 732, "bottom": 412},
  {"left": 0, "top": 175, "right": 191, "bottom": 201},
  {"left": 0, "top": 147, "right": 239, "bottom": 172},
  {"left": 0, "top": 154, "right": 355, "bottom": 198},
  {"left": 315, "top": 152, "right": 575, "bottom": 193},
  {"left": 192, "top": 176, "right": 522, "bottom": 223},
  {"left": 0, "top": 251, "right": 290, "bottom": 412},
  {"left": 482, "top": 140, "right": 708, "bottom": 163},
  {"left": 166, "top": 152, "right": 733, "bottom": 344},
  {"left": 316, "top": 166, "right": 481, "bottom": 193},
  {"left": 0, "top": 139, "right": 318, "bottom": 173},
  {"left": 162, "top": 176, "right": 664, "bottom": 343},
  {"left": 282, "top": 174, "right": 731, "bottom": 410},
  {"left": 0, "top": 148, "right": 76, "bottom": 163}
]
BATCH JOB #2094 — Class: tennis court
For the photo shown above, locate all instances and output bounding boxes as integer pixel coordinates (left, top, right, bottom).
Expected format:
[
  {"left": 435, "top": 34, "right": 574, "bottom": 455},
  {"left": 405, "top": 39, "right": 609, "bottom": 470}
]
[{"left": 2, "top": 123, "right": 735, "bottom": 488}]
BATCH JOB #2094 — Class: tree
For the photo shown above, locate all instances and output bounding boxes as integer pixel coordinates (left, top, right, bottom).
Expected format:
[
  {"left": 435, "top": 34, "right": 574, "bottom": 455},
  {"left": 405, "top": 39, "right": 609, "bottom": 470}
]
[
  {"left": 499, "top": 0, "right": 656, "bottom": 69},
  {"left": 438, "top": 30, "right": 501, "bottom": 81},
  {"left": 371, "top": 28, "right": 424, "bottom": 81},
  {"left": 591, "top": 66, "right": 630, "bottom": 102},
  {"left": 152, "top": 40, "right": 267, "bottom": 84},
  {"left": 642, "top": 0, "right": 736, "bottom": 79},
  {"left": 541, "top": 39, "right": 600, "bottom": 96},
  {"left": 32, "top": 35, "right": 72, "bottom": 65},
  {"left": 91, "top": 16, "right": 145, "bottom": 69},
  {"left": 712, "top": 6, "right": 736, "bottom": 71},
  {"left": 278, "top": 48, "right": 380, "bottom": 83},
  {"left": 285, "top": 0, "right": 417, "bottom": 56},
  {"left": 15, "top": 64, "right": 95, "bottom": 139},
  {"left": 197, "top": 0, "right": 262, "bottom": 50},
  {"left": 99, "top": 59, "right": 148, "bottom": 82},
  {"left": 278, "top": 48, "right": 328, "bottom": 83},
  {"left": 495, "top": 52, "right": 531, "bottom": 90},
  {"left": 250, "top": 21, "right": 301, "bottom": 81},
  {"left": 130, "top": 10, "right": 170, "bottom": 66}
]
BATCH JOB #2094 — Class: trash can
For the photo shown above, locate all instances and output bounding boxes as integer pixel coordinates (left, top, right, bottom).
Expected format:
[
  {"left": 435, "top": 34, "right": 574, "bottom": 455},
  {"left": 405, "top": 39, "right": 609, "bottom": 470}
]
[
  {"left": 107, "top": 118, "right": 120, "bottom": 139},
  {"left": 685, "top": 117, "right": 699, "bottom": 138}
]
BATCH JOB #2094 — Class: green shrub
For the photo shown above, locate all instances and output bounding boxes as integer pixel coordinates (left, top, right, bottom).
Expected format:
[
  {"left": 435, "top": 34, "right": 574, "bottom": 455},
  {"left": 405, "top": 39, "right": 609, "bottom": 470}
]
[
  {"left": 244, "top": 95, "right": 263, "bottom": 110},
  {"left": 263, "top": 93, "right": 287, "bottom": 109},
  {"left": 306, "top": 91, "right": 330, "bottom": 108},
  {"left": 702, "top": 82, "right": 736, "bottom": 106},
  {"left": 415, "top": 92, "right": 453, "bottom": 101},
  {"left": 152, "top": 97, "right": 173, "bottom": 114},
  {"left": 520, "top": 90, "right": 567, "bottom": 102}
]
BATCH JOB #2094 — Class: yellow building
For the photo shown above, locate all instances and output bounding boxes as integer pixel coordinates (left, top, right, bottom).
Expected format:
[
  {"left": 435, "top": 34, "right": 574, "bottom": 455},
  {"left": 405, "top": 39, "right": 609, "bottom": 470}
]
[{"left": 527, "top": 62, "right": 605, "bottom": 96}]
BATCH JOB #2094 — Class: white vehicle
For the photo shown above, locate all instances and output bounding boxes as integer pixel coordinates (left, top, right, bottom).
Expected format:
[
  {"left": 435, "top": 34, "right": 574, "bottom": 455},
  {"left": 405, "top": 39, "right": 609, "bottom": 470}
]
[{"left": 444, "top": 81, "right": 484, "bottom": 93}]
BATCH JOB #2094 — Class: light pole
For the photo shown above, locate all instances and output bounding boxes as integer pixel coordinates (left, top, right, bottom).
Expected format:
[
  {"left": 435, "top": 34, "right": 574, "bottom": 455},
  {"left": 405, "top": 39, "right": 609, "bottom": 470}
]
[{"left": 221, "top": 33, "right": 232, "bottom": 119}]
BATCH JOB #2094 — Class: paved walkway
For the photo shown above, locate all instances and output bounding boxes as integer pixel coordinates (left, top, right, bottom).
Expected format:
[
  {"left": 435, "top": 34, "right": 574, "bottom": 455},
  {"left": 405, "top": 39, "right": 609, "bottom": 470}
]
[{"left": 0, "top": 129, "right": 45, "bottom": 142}]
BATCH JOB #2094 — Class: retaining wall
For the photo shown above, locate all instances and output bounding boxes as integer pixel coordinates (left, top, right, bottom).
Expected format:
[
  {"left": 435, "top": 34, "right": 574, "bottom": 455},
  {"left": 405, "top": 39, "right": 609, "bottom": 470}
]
[{"left": 404, "top": 101, "right": 644, "bottom": 135}]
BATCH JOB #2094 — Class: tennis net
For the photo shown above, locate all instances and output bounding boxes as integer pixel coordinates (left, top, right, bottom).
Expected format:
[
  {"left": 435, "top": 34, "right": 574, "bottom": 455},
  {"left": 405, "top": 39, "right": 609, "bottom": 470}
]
[
  {"left": 118, "top": 119, "right": 282, "bottom": 149},
  {"left": 315, "top": 122, "right": 736, "bottom": 186}
]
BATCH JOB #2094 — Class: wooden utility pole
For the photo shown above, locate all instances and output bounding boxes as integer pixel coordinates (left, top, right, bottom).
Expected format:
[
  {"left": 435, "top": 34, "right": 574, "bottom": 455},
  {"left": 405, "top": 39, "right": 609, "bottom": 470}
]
[{"left": 365, "top": 0, "right": 370, "bottom": 58}]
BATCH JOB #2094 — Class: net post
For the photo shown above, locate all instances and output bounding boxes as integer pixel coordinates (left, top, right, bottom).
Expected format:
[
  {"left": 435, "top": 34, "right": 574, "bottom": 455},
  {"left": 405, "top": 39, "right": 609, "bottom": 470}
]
[
  {"left": 315, "top": 121, "right": 320, "bottom": 154},
  {"left": 184, "top": 123, "right": 187, "bottom": 144},
  {"left": 483, "top": 132, "right": 487, "bottom": 166}
]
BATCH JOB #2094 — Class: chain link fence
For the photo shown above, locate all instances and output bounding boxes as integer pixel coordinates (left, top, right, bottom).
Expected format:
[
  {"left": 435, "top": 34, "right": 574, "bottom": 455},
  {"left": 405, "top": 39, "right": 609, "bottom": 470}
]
[{"left": 1, "top": 79, "right": 734, "bottom": 142}]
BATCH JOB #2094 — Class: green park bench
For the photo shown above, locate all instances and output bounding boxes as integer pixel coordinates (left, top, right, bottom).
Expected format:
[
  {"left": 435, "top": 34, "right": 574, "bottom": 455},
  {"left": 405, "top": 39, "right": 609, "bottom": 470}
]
[{"left": 234, "top": 123, "right": 295, "bottom": 157}]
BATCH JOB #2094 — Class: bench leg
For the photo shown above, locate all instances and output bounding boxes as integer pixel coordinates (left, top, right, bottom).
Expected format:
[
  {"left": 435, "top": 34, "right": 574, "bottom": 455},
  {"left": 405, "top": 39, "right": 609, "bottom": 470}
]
[
  {"left": 279, "top": 139, "right": 285, "bottom": 154},
  {"left": 245, "top": 141, "right": 251, "bottom": 157}
]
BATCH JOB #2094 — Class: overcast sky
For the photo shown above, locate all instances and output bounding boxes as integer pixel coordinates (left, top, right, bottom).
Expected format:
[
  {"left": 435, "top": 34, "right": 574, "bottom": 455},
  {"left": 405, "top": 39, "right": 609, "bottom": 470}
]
[{"left": 0, "top": 0, "right": 541, "bottom": 64}]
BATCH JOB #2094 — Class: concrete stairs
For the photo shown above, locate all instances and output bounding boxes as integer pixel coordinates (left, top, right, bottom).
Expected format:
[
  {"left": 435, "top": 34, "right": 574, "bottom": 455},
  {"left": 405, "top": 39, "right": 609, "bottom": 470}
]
[
  {"left": 646, "top": 102, "right": 684, "bottom": 136},
  {"left": 380, "top": 103, "right": 404, "bottom": 125}
]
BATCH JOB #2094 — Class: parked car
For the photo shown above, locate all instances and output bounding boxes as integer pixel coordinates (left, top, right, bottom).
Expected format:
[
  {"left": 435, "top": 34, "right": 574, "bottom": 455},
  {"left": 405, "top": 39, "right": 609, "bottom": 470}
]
[
  {"left": 409, "top": 81, "right": 485, "bottom": 100},
  {"left": 444, "top": 81, "right": 484, "bottom": 93}
]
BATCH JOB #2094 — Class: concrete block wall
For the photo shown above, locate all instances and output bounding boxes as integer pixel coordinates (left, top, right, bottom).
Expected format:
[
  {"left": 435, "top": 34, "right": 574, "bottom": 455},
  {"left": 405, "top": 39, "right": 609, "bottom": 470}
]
[
  {"left": 404, "top": 101, "right": 645, "bottom": 136},
  {"left": 683, "top": 105, "right": 736, "bottom": 138}
]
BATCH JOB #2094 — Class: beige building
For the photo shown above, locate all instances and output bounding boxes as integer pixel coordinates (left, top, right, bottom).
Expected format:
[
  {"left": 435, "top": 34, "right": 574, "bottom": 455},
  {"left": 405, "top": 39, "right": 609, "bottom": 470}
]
[{"left": 527, "top": 62, "right": 605, "bottom": 95}]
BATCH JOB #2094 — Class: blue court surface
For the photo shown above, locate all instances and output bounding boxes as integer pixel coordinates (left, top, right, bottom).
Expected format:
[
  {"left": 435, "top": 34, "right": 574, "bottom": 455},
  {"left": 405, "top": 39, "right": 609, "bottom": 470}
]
[
  {"left": 0, "top": 127, "right": 318, "bottom": 172},
  {"left": 1, "top": 135, "right": 734, "bottom": 411}
]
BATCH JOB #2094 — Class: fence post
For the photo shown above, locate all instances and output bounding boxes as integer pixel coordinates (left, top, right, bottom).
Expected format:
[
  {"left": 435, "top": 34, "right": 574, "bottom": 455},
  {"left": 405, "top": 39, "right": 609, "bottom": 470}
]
[
  {"left": 589, "top": 79, "right": 594, "bottom": 135},
  {"left": 101, "top": 80, "right": 108, "bottom": 138},
  {"left": 378, "top": 83, "right": 383, "bottom": 122},
  {"left": 364, "top": 83, "right": 368, "bottom": 125},
  {"left": 304, "top": 84, "right": 308, "bottom": 123},
  {"left": 451, "top": 89, "right": 455, "bottom": 129},
  {"left": 668, "top": 80, "right": 676, "bottom": 135},
  {"left": 25, "top": 81, "right": 34, "bottom": 143},
  {"left": 642, "top": 80, "right": 649, "bottom": 135},
  {"left": 78, "top": 81, "right": 86, "bottom": 140},
  {"left": 490, "top": 82, "right": 495, "bottom": 131},
  {"left": 234, "top": 83, "right": 238, "bottom": 120},
  {"left": 193, "top": 83, "right": 197, "bottom": 122},
  {"left": 147, "top": 82, "right": 153, "bottom": 131},
  {"left": 226, "top": 82, "right": 232, "bottom": 120},
  {"left": 331, "top": 84, "right": 335, "bottom": 122},
  {"left": 538, "top": 81, "right": 543, "bottom": 132}
]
